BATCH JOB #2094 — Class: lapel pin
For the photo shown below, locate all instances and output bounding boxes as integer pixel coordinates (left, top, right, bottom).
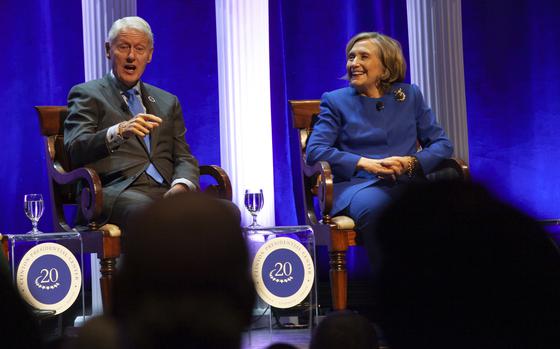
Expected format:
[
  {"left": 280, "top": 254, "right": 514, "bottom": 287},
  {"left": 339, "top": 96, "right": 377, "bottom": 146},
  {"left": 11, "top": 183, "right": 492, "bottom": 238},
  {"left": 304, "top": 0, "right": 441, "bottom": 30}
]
[{"left": 148, "top": 95, "right": 156, "bottom": 103}]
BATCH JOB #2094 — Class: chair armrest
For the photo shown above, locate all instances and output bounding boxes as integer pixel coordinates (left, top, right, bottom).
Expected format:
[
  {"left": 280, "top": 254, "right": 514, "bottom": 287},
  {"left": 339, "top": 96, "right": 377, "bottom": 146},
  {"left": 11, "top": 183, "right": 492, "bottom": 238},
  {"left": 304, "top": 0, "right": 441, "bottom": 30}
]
[
  {"left": 426, "top": 157, "right": 470, "bottom": 182},
  {"left": 48, "top": 157, "right": 103, "bottom": 228},
  {"left": 199, "top": 165, "right": 233, "bottom": 201},
  {"left": 302, "top": 160, "right": 334, "bottom": 224}
]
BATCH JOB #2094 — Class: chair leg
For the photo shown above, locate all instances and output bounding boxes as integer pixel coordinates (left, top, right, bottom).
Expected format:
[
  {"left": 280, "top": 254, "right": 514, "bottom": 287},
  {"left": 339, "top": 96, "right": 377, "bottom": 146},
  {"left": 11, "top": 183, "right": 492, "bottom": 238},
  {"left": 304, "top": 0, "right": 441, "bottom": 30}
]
[
  {"left": 99, "top": 257, "right": 117, "bottom": 313},
  {"left": 98, "top": 233, "right": 121, "bottom": 314},
  {"left": 329, "top": 229, "right": 350, "bottom": 311},
  {"left": 329, "top": 250, "right": 348, "bottom": 311}
]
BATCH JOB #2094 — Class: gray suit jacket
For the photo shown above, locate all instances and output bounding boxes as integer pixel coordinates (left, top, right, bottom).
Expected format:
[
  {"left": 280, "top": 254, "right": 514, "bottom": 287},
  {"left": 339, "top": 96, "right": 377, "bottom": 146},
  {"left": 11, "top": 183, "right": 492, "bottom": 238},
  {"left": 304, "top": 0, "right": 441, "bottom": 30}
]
[{"left": 64, "top": 74, "right": 200, "bottom": 224}]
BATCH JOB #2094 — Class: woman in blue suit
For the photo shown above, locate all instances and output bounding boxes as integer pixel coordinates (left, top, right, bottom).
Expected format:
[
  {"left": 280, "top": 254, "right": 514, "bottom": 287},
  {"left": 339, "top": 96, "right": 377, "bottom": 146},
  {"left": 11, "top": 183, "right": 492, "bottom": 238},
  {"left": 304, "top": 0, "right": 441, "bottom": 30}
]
[{"left": 306, "top": 32, "right": 453, "bottom": 257}]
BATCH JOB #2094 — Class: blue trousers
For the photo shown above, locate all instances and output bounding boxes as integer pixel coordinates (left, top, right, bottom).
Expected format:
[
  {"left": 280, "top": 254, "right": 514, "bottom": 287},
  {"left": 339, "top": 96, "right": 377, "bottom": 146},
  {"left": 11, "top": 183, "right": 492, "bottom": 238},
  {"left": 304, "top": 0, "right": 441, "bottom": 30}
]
[{"left": 342, "top": 180, "right": 407, "bottom": 266}]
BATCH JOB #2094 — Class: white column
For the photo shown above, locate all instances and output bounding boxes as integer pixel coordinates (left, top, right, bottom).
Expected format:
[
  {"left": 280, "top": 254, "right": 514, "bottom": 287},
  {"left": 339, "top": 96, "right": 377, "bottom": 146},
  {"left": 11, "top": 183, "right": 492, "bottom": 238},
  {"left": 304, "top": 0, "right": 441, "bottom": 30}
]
[
  {"left": 406, "top": 0, "right": 469, "bottom": 162},
  {"left": 82, "top": 0, "right": 137, "bottom": 81},
  {"left": 215, "top": 0, "right": 275, "bottom": 227},
  {"left": 81, "top": 0, "right": 136, "bottom": 316}
]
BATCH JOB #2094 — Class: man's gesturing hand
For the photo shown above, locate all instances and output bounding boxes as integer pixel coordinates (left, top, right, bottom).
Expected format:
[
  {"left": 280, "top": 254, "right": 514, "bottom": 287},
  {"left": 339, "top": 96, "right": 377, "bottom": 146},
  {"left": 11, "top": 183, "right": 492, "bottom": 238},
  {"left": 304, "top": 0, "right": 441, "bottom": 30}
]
[{"left": 118, "top": 113, "right": 162, "bottom": 139}]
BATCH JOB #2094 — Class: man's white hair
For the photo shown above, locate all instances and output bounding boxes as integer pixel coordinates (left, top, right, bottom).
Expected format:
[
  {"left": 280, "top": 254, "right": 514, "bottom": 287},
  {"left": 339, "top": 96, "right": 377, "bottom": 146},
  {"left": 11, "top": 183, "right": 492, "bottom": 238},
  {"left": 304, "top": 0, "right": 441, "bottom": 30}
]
[{"left": 107, "top": 16, "right": 154, "bottom": 47}]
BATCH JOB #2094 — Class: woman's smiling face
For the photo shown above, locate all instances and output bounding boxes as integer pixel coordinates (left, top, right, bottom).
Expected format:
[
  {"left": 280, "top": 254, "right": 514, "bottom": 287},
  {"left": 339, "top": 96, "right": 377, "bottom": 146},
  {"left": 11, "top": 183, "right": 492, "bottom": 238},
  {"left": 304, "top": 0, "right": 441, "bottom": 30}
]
[{"left": 346, "top": 39, "right": 385, "bottom": 97}]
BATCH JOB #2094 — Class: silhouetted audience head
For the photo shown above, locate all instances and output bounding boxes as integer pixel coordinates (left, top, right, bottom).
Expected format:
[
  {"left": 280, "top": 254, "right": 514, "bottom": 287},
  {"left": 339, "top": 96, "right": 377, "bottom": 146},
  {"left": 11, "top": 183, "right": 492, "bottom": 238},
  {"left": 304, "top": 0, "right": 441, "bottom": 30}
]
[
  {"left": 309, "top": 311, "right": 378, "bottom": 349},
  {"left": 372, "top": 181, "right": 560, "bottom": 349},
  {"left": 112, "top": 193, "right": 255, "bottom": 349},
  {"left": 0, "top": 249, "right": 43, "bottom": 348}
]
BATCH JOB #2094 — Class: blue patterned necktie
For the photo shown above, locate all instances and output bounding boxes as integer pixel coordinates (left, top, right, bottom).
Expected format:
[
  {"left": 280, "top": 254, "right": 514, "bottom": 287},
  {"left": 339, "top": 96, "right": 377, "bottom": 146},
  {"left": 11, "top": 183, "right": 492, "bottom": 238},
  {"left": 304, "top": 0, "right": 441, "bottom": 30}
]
[{"left": 125, "top": 89, "right": 164, "bottom": 184}]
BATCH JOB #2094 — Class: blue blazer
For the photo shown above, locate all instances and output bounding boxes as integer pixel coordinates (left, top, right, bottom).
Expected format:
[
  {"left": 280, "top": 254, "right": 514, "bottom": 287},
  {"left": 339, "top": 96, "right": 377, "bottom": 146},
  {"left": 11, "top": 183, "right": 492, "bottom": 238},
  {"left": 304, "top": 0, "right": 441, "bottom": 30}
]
[{"left": 306, "top": 83, "right": 453, "bottom": 215}]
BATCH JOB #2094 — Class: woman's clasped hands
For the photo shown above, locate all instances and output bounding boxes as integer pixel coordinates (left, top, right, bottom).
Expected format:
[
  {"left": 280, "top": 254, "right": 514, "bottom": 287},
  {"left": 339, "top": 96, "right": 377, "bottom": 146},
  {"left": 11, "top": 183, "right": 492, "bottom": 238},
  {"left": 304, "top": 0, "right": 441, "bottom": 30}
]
[{"left": 357, "top": 156, "right": 413, "bottom": 181}]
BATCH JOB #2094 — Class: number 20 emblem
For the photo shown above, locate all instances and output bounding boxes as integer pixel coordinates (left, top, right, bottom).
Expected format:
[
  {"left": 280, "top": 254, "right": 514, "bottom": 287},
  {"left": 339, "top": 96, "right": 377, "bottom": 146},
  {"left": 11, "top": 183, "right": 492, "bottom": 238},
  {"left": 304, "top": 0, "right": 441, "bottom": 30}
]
[
  {"left": 269, "top": 262, "right": 294, "bottom": 283},
  {"left": 252, "top": 237, "right": 314, "bottom": 308},
  {"left": 17, "top": 243, "right": 82, "bottom": 315},
  {"left": 35, "top": 268, "right": 61, "bottom": 290}
]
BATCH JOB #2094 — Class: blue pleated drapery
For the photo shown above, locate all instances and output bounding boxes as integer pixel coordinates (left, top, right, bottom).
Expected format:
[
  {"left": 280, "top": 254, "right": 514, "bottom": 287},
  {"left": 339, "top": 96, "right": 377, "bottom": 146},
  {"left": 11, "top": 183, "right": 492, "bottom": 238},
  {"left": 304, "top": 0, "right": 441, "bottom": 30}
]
[
  {"left": 4, "top": 0, "right": 558, "bottom": 239},
  {"left": 138, "top": 0, "right": 221, "bottom": 169},
  {"left": 0, "top": 1, "right": 84, "bottom": 233},
  {"left": 462, "top": 0, "right": 560, "bottom": 219}
]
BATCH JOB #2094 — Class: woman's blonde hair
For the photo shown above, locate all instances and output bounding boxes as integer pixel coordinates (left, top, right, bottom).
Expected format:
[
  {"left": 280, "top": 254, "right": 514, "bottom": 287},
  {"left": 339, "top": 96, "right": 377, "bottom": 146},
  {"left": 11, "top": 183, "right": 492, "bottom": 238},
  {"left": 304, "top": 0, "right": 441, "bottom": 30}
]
[{"left": 345, "top": 32, "right": 406, "bottom": 93}]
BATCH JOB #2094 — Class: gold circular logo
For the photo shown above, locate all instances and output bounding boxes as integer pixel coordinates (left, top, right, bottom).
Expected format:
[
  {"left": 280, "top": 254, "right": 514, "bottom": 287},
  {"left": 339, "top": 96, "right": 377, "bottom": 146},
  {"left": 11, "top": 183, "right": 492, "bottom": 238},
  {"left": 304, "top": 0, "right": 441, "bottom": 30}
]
[
  {"left": 252, "top": 237, "right": 315, "bottom": 308},
  {"left": 16, "top": 243, "right": 82, "bottom": 315}
]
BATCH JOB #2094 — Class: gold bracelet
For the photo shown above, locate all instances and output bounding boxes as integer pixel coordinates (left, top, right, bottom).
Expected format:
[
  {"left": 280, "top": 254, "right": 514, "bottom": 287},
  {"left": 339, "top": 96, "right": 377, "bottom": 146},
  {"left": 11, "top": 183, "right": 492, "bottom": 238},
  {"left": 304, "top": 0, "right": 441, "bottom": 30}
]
[{"left": 407, "top": 156, "right": 418, "bottom": 178}]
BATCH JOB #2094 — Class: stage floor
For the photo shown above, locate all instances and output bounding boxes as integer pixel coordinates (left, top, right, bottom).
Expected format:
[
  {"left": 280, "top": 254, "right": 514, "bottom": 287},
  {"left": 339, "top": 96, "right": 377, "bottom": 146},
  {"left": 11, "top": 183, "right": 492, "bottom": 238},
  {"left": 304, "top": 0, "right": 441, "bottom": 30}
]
[{"left": 242, "top": 328, "right": 311, "bottom": 349}]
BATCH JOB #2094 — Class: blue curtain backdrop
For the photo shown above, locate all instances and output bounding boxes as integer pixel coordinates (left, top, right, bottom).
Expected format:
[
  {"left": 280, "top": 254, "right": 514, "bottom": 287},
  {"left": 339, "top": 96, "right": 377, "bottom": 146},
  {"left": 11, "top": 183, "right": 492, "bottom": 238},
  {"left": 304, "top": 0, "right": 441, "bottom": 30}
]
[
  {"left": 7, "top": 0, "right": 557, "bottom": 237},
  {"left": 138, "top": 0, "right": 220, "bottom": 168},
  {"left": 462, "top": 0, "right": 560, "bottom": 219},
  {"left": 269, "top": 0, "right": 409, "bottom": 227},
  {"left": 0, "top": 1, "right": 84, "bottom": 234}
]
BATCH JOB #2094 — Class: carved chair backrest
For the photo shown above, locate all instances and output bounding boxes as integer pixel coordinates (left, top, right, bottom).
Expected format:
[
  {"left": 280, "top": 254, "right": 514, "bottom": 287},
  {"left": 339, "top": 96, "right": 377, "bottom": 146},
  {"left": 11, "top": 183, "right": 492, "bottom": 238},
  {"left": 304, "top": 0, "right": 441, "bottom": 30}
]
[
  {"left": 289, "top": 100, "right": 324, "bottom": 224},
  {"left": 35, "top": 106, "right": 81, "bottom": 230},
  {"left": 36, "top": 105, "right": 71, "bottom": 166},
  {"left": 289, "top": 100, "right": 321, "bottom": 162}
]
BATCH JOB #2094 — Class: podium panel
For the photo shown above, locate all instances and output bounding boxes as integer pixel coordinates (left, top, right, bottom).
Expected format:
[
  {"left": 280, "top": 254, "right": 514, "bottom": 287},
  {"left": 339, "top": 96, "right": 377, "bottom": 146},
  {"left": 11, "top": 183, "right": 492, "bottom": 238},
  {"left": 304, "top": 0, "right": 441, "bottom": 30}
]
[
  {"left": 244, "top": 226, "right": 318, "bottom": 334},
  {"left": 1, "top": 232, "right": 86, "bottom": 340}
]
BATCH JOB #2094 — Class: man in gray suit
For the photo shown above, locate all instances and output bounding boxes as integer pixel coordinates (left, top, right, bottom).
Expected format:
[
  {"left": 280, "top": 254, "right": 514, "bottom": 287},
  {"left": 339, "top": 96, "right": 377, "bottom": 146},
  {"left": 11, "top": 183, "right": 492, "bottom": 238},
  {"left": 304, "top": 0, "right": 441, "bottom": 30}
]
[{"left": 64, "top": 16, "right": 199, "bottom": 231}]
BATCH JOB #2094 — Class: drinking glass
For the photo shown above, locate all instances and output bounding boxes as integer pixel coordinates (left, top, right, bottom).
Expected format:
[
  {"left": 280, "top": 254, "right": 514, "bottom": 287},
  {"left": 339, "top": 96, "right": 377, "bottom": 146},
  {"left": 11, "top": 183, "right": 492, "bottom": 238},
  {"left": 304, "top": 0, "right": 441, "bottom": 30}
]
[
  {"left": 24, "top": 193, "right": 44, "bottom": 234},
  {"left": 244, "top": 189, "right": 264, "bottom": 228}
]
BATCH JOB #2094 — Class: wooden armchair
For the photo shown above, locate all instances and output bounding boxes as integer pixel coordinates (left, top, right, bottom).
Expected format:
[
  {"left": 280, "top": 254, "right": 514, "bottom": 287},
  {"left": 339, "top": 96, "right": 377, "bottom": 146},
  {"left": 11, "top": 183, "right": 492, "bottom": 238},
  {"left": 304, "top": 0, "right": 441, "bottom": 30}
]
[
  {"left": 289, "top": 100, "right": 469, "bottom": 311},
  {"left": 35, "top": 105, "right": 233, "bottom": 312}
]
